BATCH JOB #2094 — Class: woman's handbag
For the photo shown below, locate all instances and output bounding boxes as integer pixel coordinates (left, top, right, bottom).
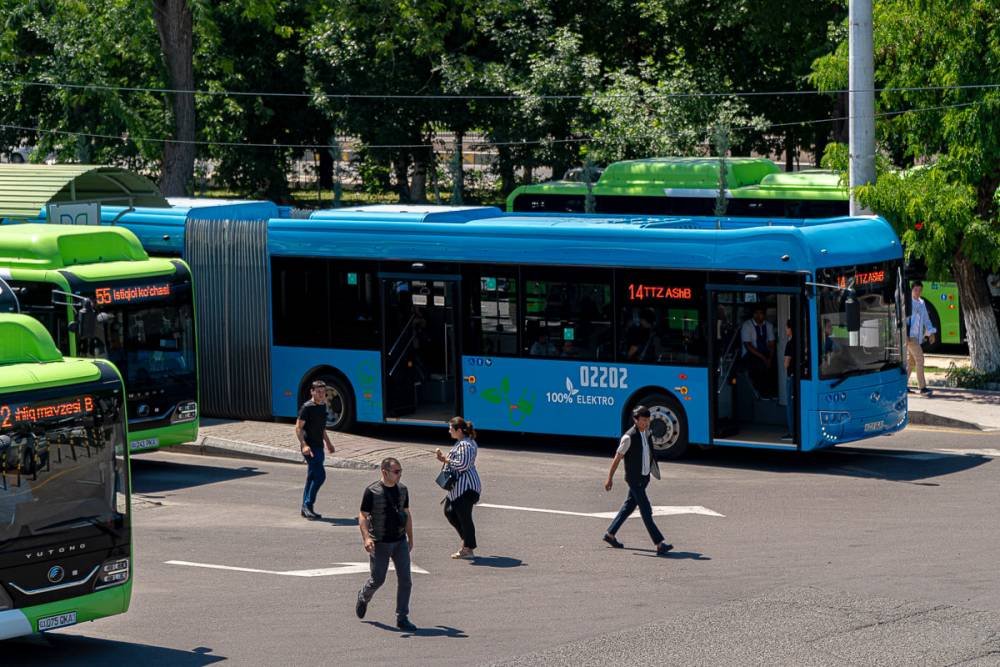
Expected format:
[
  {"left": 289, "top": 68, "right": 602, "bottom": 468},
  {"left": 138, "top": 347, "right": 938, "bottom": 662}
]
[{"left": 435, "top": 464, "right": 457, "bottom": 491}]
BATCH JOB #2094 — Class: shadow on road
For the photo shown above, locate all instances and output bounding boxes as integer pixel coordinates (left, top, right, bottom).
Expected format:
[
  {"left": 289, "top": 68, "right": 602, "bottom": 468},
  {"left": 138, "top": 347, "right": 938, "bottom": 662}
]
[
  {"left": 364, "top": 621, "right": 468, "bottom": 638},
  {"left": 4, "top": 633, "right": 225, "bottom": 666},
  {"left": 314, "top": 516, "right": 359, "bottom": 526},
  {"left": 209, "top": 420, "right": 990, "bottom": 484},
  {"left": 622, "top": 547, "right": 711, "bottom": 561},
  {"left": 468, "top": 555, "right": 524, "bottom": 568},
  {"left": 130, "top": 457, "right": 265, "bottom": 494},
  {"left": 681, "top": 446, "right": 992, "bottom": 483}
]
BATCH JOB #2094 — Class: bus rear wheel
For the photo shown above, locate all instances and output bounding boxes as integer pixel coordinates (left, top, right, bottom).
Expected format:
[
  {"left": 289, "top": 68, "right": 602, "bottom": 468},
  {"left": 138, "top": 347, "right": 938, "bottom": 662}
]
[
  {"left": 315, "top": 376, "right": 355, "bottom": 432},
  {"left": 634, "top": 393, "right": 688, "bottom": 460}
]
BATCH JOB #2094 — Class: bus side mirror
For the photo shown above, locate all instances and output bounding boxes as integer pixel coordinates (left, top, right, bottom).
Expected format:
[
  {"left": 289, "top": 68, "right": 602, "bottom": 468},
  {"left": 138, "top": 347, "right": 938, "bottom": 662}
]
[
  {"left": 845, "top": 296, "right": 861, "bottom": 346},
  {"left": 74, "top": 309, "right": 97, "bottom": 339},
  {"left": 845, "top": 297, "right": 861, "bottom": 333}
]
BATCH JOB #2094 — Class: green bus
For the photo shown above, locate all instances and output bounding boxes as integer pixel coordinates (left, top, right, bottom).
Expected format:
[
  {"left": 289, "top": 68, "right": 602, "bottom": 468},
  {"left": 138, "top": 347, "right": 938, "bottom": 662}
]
[
  {"left": 0, "top": 314, "right": 132, "bottom": 640},
  {"left": 0, "top": 224, "right": 198, "bottom": 451},
  {"left": 508, "top": 157, "right": 963, "bottom": 348}
]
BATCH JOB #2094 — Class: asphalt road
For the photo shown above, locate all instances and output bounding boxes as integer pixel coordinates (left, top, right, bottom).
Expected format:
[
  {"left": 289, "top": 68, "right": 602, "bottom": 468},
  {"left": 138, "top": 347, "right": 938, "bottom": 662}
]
[{"left": 6, "top": 425, "right": 1000, "bottom": 666}]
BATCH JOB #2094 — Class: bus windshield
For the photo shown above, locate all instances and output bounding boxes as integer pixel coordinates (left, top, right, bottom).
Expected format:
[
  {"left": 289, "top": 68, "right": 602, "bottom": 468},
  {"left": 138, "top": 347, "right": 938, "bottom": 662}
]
[
  {"left": 80, "top": 289, "right": 196, "bottom": 391},
  {"left": 0, "top": 384, "right": 128, "bottom": 545},
  {"left": 817, "top": 261, "right": 905, "bottom": 380}
]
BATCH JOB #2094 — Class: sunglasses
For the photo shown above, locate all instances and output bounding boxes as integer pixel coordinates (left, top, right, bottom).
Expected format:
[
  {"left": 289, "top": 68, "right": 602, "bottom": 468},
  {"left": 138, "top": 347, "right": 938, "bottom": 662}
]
[{"left": 387, "top": 468, "right": 402, "bottom": 475}]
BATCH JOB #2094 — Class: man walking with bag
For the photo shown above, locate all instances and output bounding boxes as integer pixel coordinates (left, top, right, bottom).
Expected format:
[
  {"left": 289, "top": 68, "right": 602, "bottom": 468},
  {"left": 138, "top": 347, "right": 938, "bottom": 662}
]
[
  {"left": 356, "top": 457, "right": 417, "bottom": 632},
  {"left": 602, "top": 406, "right": 673, "bottom": 556}
]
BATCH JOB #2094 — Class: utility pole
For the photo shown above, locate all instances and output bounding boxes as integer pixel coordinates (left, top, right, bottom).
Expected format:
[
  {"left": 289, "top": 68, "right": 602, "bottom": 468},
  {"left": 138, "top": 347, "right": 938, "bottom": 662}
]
[{"left": 849, "top": 0, "right": 875, "bottom": 215}]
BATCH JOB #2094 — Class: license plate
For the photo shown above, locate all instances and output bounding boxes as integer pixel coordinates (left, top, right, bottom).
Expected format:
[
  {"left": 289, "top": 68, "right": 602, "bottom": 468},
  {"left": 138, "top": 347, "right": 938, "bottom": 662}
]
[
  {"left": 130, "top": 437, "right": 160, "bottom": 451},
  {"left": 38, "top": 611, "right": 77, "bottom": 631},
  {"left": 864, "top": 420, "right": 885, "bottom": 432}
]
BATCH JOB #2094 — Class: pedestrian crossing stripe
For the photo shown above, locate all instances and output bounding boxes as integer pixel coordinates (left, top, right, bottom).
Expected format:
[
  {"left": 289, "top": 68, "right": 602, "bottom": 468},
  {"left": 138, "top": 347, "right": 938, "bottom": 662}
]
[{"left": 477, "top": 503, "right": 724, "bottom": 518}]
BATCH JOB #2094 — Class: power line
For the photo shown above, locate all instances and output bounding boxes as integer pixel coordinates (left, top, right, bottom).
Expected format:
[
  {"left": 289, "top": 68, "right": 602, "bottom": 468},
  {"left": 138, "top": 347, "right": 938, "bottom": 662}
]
[
  {"left": 3, "top": 77, "right": 1000, "bottom": 102},
  {"left": 0, "top": 122, "right": 595, "bottom": 150},
  {"left": 0, "top": 100, "right": 982, "bottom": 153}
]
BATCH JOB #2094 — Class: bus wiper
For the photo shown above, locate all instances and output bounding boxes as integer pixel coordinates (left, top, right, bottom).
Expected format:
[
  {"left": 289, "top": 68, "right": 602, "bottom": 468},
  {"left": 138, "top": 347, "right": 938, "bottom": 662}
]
[
  {"left": 830, "top": 368, "right": 871, "bottom": 388},
  {"left": 35, "top": 514, "right": 119, "bottom": 538}
]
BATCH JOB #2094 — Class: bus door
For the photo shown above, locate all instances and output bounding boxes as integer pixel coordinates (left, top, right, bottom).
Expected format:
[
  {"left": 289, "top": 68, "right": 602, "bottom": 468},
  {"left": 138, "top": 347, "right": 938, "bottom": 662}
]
[
  {"left": 708, "top": 286, "right": 802, "bottom": 448},
  {"left": 380, "top": 275, "right": 460, "bottom": 423}
]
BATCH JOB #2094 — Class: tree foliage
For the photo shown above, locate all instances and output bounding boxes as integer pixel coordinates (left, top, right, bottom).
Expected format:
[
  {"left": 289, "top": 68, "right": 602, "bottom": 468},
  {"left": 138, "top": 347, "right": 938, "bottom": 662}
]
[
  {"left": 813, "top": 0, "right": 1000, "bottom": 371},
  {"left": 2, "top": 0, "right": 850, "bottom": 198}
]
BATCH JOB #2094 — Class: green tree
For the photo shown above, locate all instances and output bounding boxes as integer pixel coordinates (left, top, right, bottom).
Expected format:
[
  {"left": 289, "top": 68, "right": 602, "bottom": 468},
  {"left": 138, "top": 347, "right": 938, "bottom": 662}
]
[
  {"left": 196, "top": 0, "right": 328, "bottom": 200},
  {"left": 584, "top": 58, "right": 765, "bottom": 164},
  {"left": 812, "top": 0, "right": 1000, "bottom": 372},
  {"left": 0, "top": 0, "right": 169, "bottom": 169}
]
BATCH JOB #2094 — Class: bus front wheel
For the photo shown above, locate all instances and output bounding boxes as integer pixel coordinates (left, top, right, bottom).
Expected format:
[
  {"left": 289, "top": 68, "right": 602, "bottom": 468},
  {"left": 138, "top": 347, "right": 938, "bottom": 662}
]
[
  {"left": 315, "top": 376, "right": 355, "bottom": 432},
  {"left": 634, "top": 393, "right": 688, "bottom": 460}
]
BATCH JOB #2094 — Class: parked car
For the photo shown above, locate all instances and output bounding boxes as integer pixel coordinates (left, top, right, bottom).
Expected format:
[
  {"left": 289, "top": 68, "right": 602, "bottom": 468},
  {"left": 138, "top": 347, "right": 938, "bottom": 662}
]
[{"left": 3, "top": 145, "right": 56, "bottom": 164}]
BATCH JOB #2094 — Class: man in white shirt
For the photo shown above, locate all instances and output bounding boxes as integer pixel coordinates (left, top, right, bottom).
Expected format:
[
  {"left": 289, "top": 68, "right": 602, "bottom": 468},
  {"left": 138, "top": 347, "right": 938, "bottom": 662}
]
[
  {"left": 907, "top": 281, "right": 937, "bottom": 396},
  {"left": 602, "top": 406, "right": 673, "bottom": 556},
  {"left": 740, "top": 306, "right": 777, "bottom": 398}
]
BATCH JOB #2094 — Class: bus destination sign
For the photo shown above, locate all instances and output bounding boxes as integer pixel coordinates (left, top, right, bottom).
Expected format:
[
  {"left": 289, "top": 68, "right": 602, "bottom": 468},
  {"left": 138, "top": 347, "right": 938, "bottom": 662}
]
[
  {"left": 95, "top": 283, "right": 172, "bottom": 306},
  {"left": 837, "top": 270, "right": 885, "bottom": 289},
  {"left": 627, "top": 283, "right": 693, "bottom": 302},
  {"left": 1, "top": 396, "right": 95, "bottom": 428}
]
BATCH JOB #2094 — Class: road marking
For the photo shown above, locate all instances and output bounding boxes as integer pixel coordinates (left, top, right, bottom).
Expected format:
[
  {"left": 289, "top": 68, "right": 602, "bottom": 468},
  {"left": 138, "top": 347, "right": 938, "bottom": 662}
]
[
  {"left": 478, "top": 503, "right": 724, "bottom": 518},
  {"left": 165, "top": 560, "right": 429, "bottom": 577},
  {"left": 936, "top": 448, "right": 1000, "bottom": 458}
]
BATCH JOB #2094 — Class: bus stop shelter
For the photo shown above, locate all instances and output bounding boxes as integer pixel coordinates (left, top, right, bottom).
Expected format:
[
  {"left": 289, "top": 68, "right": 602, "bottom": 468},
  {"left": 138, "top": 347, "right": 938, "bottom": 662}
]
[{"left": 0, "top": 164, "right": 168, "bottom": 221}]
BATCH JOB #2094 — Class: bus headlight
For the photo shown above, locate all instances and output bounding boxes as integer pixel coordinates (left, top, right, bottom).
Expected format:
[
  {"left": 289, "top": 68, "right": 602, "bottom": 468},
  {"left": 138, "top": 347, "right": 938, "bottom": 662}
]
[
  {"left": 819, "top": 411, "right": 850, "bottom": 442},
  {"left": 171, "top": 401, "right": 198, "bottom": 423},
  {"left": 97, "top": 558, "right": 130, "bottom": 588}
]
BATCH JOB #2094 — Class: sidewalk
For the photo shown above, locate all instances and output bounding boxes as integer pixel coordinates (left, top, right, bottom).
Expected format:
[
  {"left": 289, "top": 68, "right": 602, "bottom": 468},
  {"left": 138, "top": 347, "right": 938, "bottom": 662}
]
[
  {"left": 174, "top": 418, "right": 437, "bottom": 469},
  {"left": 907, "top": 387, "right": 1000, "bottom": 432},
  {"left": 910, "top": 354, "right": 1000, "bottom": 431}
]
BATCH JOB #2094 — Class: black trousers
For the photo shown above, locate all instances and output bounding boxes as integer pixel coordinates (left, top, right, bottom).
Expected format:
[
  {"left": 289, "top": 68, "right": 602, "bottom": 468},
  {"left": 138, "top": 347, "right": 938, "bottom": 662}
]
[
  {"left": 443, "top": 490, "right": 480, "bottom": 550},
  {"left": 747, "top": 354, "right": 776, "bottom": 398}
]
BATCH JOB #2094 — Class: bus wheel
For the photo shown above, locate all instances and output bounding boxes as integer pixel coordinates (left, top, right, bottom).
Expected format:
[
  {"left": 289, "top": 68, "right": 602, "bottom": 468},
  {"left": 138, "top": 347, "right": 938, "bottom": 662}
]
[
  {"left": 317, "top": 376, "right": 355, "bottom": 432},
  {"left": 637, "top": 393, "right": 688, "bottom": 460}
]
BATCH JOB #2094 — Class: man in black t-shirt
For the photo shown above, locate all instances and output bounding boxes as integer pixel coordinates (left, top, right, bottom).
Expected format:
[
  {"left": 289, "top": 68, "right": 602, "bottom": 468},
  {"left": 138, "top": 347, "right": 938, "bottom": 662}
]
[
  {"left": 296, "top": 380, "right": 335, "bottom": 519},
  {"left": 355, "top": 457, "right": 416, "bottom": 632}
]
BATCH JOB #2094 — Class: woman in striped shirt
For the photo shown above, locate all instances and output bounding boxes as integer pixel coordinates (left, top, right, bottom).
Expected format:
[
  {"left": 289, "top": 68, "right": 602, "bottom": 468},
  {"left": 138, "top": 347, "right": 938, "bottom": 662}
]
[{"left": 435, "top": 416, "right": 482, "bottom": 560}]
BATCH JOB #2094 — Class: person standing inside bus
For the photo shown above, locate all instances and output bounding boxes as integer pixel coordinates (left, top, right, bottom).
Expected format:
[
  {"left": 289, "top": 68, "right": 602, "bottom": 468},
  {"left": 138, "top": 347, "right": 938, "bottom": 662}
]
[
  {"left": 741, "top": 307, "right": 776, "bottom": 398},
  {"left": 907, "top": 281, "right": 936, "bottom": 396},
  {"left": 625, "top": 309, "right": 656, "bottom": 361},
  {"left": 356, "top": 457, "right": 416, "bottom": 632},
  {"left": 296, "top": 380, "right": 335, "bottom": 519},
  {"left": 602, "top": 406, "right": 673, "bottom": 556},
  {"left": 782, "top": 320, "right": 795, "bottom": 441}
]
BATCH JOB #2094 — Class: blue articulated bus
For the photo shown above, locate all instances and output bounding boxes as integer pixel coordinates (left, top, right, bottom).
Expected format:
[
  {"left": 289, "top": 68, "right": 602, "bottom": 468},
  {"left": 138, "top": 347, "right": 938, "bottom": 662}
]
[
  {"left": 262, "top": 207, "right": 908, "bottom": 457},
  {"left": 38, "top": 200, "right": 279, "bottom": 257}
]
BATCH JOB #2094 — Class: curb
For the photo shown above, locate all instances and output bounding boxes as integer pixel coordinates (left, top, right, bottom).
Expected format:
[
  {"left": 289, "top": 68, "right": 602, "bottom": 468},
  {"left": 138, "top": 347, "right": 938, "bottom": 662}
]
[
  {"left": 924, "top": 385, "right": 1000, "bottom": 397},
  {"left": 172, "top": 435, "right": 378, "bottom": 470},
  {"left": 907, "top": 410, "right": 993, "bottom": 432}
]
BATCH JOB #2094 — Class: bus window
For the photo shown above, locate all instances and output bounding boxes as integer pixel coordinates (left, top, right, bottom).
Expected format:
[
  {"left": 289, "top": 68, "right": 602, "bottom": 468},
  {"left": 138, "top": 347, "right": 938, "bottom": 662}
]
[
  {"left": 6, "top": 280, "right": 71, "bottom": 354},
  {"left": 522, "top": 269, "right": 612, "bottom": 360},
  {"left": 617, "top": 271, "right": 706, "bottom": 365},
  {"left": 327, "top": 263, "right": 380, "bottom": 350},
  {"left": 272, "top": 256, "right": 331, "bottom": 348},
  {"left": 464, "top": 268, "right": 518, "bottom": 356},
  {"left": 817, "top": 261, "right": 904, "bottom": 380}
]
